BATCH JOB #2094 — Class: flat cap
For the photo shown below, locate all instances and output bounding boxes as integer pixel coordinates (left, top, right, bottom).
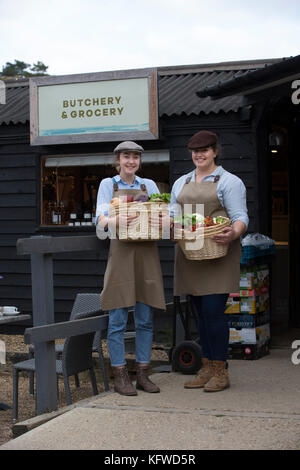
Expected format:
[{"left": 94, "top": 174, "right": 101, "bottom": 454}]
[
  {"left": 114, "top": 141, "right": 144, "bottom": 154},
  {"left": 188, "top": 130, "right": 218, "bottom": 150}
]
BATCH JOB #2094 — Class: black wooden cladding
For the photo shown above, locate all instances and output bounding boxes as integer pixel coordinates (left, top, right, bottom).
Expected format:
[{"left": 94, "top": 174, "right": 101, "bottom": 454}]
[{"left": 0, "top": 111, "right": 257, "bottom": 331}]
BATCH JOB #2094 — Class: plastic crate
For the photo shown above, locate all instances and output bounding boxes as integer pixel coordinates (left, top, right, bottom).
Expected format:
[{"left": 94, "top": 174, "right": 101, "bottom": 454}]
[{"left": 240, "top": 244, "right": 275, "bottom": 264}]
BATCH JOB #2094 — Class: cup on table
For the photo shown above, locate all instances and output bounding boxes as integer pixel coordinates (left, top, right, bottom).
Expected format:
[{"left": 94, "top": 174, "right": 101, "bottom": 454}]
[{"left": 2, "top": 306, "right": 19, "bottom": 314}]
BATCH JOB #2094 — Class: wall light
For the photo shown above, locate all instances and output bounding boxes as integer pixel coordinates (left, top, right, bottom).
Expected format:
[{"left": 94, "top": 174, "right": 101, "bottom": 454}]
[{"left": 269, "top": 131, "right": 284, "bottom": 148}]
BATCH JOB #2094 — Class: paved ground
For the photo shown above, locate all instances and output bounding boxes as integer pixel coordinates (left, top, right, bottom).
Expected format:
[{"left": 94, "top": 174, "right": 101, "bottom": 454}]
[{"left": 1, "top": 349, "right": 300, "bottom": 450}]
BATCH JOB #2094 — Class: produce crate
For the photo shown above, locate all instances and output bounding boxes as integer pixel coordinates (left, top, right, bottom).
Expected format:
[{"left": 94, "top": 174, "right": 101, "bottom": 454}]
[
  {"left": 226, "top": 260, "right": 272, "bottom": 360},
  {"left": 225, "top": 294, "right": 240, "bottom": 314},
  {"left": 240, "top": 264, "right": 270, "bottom": 289},
  {"left": 225, "top": 288, "right": 270, "bottom": 314},
  {"left": 228, "top": 342, "right": 270, "bottom": 360},
  {"left": 240, "top": 289, "right": 270, "bottom": 314},
  {"left": 227, "top": 311, "right": 270, "bottom": 329},
  {"left": 229, "top": 323, "right": 270, "bottom": 345}
]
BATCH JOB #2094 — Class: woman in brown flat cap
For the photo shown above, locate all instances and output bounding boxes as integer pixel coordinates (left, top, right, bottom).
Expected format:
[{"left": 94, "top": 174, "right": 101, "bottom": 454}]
[
  {"left": 170, "top": 130, "right": 248, "bottom": 392},
  {"left": 96, "top": 141, "right": 166, "bottom": 396}
]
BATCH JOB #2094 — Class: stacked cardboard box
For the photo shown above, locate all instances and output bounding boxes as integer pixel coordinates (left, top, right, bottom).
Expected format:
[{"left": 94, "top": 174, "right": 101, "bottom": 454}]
[{"left": 226, "top": 264, "right": 270, "bottom": 359}]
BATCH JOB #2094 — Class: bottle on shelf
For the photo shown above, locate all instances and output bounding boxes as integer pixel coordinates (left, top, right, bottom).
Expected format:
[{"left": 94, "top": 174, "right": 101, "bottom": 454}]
[
  {"left": 59, "top": 201, "right": 66, "bottom": 225},
  {"left": 83, "top": 211, "right": 93, "bottom": 226},
  {"left": 69, "top": 212, "right": 77, "bottom": 226},
  {"left": 92, "top": 203, "right": 97, "bottom": 226},
  {"left": 74, "top": 216, "right": 81, "bottom": 227},
  {"left": 52, "top": 202, "right": 58, "bottom": 225},
  {"left": 44, "top": 201, "right": 52, "bottom": 225}
]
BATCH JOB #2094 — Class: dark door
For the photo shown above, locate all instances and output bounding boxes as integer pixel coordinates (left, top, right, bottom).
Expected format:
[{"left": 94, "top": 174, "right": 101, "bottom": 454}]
[{"left": 289, "top": 122, "right": 300, "bottom": 327}]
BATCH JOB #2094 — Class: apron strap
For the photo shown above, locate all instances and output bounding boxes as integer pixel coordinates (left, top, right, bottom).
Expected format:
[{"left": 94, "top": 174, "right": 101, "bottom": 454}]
[
  {"left": 184, "top": 169, "right": 222, "bottom": 185},
  {"left": 113, "top": 183, "right": 119, "bottom": 191}
]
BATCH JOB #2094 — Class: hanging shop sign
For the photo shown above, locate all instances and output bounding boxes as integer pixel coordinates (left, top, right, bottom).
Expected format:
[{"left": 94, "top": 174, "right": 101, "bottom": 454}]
[{"left": 30, "top": 68, "right": 158, "bottom": 145}]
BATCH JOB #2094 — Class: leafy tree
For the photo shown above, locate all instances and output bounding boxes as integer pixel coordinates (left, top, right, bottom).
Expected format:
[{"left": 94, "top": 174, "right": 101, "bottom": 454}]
[
  {"left": 30, "top": 61, "right": 49, "bottom": 74},
  {"left": 0, "top": 60, "right": 49, "bottom": 78}
]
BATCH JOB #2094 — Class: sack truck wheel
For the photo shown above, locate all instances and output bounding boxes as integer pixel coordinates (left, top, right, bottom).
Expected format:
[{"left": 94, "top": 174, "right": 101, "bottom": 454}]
[{"left": 172, "top": 341, "right": 202, "bottom": 375}]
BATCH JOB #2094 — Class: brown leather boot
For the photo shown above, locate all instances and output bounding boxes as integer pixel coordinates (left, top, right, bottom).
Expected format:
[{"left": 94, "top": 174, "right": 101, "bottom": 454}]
[
  {"left": 204, "top": 360, "right": 230, "bottom": 392},
  {"left": 184, "top": 358, "right": 213, "bottom": 389},
  {"left": 136, "top": 364, "right": 160, "bottom": 393},
  {"left": 113, "top": 366, "right": 138, "bottom": 396}
]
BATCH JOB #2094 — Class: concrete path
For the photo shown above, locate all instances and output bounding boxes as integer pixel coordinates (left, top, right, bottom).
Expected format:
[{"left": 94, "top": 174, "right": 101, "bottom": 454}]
[{"left": 1, "top": 349, "right": 300, "bottom": 450}]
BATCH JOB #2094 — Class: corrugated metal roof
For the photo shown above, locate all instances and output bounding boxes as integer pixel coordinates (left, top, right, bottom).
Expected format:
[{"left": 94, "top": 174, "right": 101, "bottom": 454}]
[
  {"left": 196, "top": 55, "right": 298, "bottom": 98},
  {"left": 0, "top": 82, "right": 29, "bottom": 125},
  {"left": 0, "top": 60, "right": 281, "bottom": 125},
  {"left": 158, "top": 70, "right": 245, "bottom": 116}
]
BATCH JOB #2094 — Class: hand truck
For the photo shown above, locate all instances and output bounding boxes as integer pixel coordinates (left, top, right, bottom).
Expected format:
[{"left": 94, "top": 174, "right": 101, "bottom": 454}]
[{"left": 169, "top": 296, "right": 202, "bottom": 374}]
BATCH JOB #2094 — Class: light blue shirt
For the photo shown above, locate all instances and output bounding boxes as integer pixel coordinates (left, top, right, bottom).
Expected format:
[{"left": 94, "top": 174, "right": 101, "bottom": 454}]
[
  {"left": 95, "top": 175, "right": 160, "bottom": 221},
  {"left": 170, "top": 166, "right": 249, "bottom": 228}
]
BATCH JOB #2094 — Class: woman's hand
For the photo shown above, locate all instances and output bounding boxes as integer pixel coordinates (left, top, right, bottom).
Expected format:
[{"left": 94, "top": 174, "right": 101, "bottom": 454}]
[
  {"left": 212, "top": 226, "right": 235, "bottom": 245},
  {"left": 117, "top": 213, "right": 139, "bottom": 228},
  {"left": 212, "top": 221, "right": 246, "bottom": 245}
]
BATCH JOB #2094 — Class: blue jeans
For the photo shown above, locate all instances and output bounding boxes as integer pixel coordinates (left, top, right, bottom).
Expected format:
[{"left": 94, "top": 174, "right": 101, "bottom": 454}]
[
  {"left": 107, "top": 302, "right": 153, "bottom": 367},
  {"left": 191, "top": 294, "right": 229, "bottom": 362}
]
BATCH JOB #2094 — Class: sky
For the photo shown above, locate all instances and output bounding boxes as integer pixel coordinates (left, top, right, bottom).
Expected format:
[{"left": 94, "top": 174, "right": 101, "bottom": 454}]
[{"left": 0, "top": 0, "right": 300, "bottom": 76}]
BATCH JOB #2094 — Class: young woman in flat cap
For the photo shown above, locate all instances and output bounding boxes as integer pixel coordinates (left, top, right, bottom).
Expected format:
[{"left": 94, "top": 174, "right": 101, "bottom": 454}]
[
  {"left": 171, "top": 130, "right": 248, "bottom": 392},
  {"left": 96, "top": 141, "right": 166, "bottom": 396}
]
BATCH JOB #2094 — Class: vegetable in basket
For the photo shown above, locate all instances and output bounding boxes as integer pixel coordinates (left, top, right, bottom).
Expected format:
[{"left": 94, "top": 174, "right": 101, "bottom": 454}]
[
  {"left": 174, "top": 214, "right": 227, "bottom": 231},
  {"left": 149, "top": 193, "right": 171, "bottom": 203},
  {"left": 174, "top": 213, "right": 203, "bottom": 231},
  {"left": 134, "top": 194, "right": 149, "bottom": 202}
]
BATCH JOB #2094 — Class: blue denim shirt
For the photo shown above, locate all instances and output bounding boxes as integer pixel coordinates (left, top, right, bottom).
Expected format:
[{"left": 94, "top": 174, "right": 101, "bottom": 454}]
[{"left": 170, "top": 166, "right": 249, "bottom": 228}]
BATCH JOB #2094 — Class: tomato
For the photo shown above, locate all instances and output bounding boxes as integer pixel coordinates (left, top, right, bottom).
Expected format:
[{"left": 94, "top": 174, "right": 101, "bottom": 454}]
[{"left": 204, "top": 216, "right": 213, "bottom": 226}]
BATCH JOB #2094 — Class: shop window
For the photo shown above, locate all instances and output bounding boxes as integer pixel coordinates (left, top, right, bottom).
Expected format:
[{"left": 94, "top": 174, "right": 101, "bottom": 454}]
[{"left": 41, "top": 151, "right": 170, "bottom": 227}]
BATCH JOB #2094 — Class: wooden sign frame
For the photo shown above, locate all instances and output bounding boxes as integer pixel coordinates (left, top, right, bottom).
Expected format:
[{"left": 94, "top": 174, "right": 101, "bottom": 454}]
[{"left": 30, "top": 68, "right": 159, "bottom": 145}]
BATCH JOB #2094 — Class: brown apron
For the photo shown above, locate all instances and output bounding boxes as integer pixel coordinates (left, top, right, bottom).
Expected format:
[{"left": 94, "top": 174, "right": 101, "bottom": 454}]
[
  {"left": 100, "top": 182, "right": 166, "bottom": 311},
  {"left": 174, "top": 174, "right": 241, "bottom": 296}
]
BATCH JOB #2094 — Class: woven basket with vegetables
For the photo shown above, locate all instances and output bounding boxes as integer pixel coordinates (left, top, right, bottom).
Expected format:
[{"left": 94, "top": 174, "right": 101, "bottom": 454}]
[
  {"left": 174, "top": 214, "right": 231, "bottom": 260},
  {"left": 109, "top": 193, "right": 170, "bottom": 241}
]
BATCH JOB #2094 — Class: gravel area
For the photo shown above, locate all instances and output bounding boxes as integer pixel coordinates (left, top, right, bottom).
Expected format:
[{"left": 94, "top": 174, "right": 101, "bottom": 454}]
[{"left": 0, "top": 334, "right": 168, "bottom": 446}]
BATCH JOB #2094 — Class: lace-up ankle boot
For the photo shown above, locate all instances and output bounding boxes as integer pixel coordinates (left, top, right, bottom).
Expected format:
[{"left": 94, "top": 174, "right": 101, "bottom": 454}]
[
  {"left": 204, "top": 360, "right": 230, "bottom": 392},
  {"left": 136, "top": 364, "right": 160, "bottom": 393},
  {"left": 184, "top": 358, "right": 213, "bottom": 389},
  {"left": 113, "top": 366, "right": 137, "bottom": 396}
]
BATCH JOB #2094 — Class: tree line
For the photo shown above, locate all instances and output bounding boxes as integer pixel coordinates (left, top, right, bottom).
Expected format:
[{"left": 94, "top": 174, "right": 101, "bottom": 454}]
[{"left": 0, "top": 60, "right": 49, "bottom": 79}]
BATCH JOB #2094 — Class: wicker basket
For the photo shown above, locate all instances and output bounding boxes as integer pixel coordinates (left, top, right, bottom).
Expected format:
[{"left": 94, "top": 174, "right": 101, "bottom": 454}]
[
  {"left": 176, "top": 217, "right": 231, "bottom": 260},
  {"left": 109, "top": 201, "right": 169, "bottom": 241}
]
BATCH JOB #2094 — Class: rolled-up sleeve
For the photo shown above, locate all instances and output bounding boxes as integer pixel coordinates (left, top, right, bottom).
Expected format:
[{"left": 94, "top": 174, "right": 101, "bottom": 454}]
[
  {"left": 219, "top": 175, "right": 249, "bottom": 229},
  {"left": 95, "top": 178, "right": 113, "bottom": 222}
]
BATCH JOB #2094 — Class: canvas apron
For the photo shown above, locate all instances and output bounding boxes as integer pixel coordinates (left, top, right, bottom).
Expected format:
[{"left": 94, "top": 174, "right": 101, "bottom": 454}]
[
  {"left": 174, "top": 174, "right": 241, "bottom": 296},
  {"left": 100, "top": 182, "right": 166, "bottom": 311}
]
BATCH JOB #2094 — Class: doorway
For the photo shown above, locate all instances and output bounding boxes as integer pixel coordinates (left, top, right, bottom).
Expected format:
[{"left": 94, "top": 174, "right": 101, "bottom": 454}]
[{"left": 264, "top": 96, "right": 300, "bottom": 343}]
